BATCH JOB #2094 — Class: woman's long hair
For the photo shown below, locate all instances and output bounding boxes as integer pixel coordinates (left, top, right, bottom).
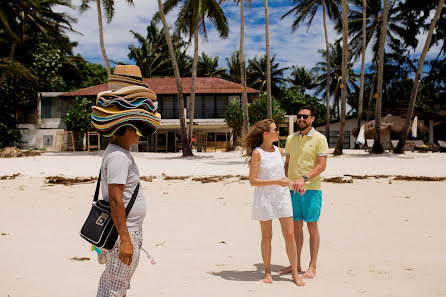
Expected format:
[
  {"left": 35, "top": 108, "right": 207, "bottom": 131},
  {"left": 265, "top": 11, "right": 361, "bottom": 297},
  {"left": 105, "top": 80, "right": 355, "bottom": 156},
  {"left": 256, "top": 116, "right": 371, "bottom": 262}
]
[{"left": 242, "top": 119, "right": 275, "bottom": 159}]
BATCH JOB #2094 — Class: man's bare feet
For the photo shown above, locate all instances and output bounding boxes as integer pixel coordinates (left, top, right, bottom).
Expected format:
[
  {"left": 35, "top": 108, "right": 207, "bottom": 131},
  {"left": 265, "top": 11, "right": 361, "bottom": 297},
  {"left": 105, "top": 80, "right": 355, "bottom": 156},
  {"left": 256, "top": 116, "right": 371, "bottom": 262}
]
[
  {"left": 279, "top": 266, "right": 301, "bottom": 275},
  {"left": 292, "top": 274, "right": 305, "bottom": 287},
  {"left": 302, "top": 266, "right": 316, "bottom": 279},
  {"left": 263, "top": 273, "right": 273, "bottom": 284}
]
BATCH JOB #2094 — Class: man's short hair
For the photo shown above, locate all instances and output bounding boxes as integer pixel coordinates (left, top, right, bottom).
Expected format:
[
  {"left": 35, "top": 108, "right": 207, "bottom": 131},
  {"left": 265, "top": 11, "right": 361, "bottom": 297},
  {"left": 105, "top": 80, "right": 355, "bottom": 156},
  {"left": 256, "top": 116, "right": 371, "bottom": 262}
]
[{"left": 298, "top": 105, "right": 315, "bottom": 116}]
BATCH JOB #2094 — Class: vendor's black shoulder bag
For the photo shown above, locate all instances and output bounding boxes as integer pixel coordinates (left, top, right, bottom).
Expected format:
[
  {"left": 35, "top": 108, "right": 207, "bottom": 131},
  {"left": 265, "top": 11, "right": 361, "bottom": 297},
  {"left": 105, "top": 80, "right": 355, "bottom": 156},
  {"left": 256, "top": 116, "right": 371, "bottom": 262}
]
[{"left": 80, "top": 171, "right": 140, "bottom": 250}]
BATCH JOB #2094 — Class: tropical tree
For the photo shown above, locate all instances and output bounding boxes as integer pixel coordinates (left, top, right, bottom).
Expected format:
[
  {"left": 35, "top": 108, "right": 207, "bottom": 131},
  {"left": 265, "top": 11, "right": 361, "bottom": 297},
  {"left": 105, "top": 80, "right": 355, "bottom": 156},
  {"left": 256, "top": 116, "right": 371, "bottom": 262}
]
[
  {"left": 372, "top": 0, "right": 389, "bottom": 154},
  {"left": 288, "top": 65, "right": 316, "bottom": 95},
  {"left": 394, "top": 0, "right": 444, "bottom": 154},
  {"left": 0, "top": 0, "right": 75, "bottom": 87},
  {"left": 223, "top": 98, "right": 243, "bottom": 150},
  {"left": 156, "top": 0, "right": 190, "bottom": 156},
  {"left": 356, "top": 0, "right": 367, "bottom": 139},
  {"left": 333, "top": 0, "right": 348, "bottom": 155},
  {"left": 197, "top": 52, "right": 227, "bottom": 78},
  {"left": 264, "top": 0, "right": 272, "bottom": 119},
  {"left": 248, "top": 92, "right": 286, "bottom": 126},
  {"left": 247, "top": 54, "right": 289, "bottom": 98},
  {"left": 282, "top": 0, "right": 341, "bottom": 138},
  {"left": 238, "top": 0, "right": 251, "bottom": 134},
  {"left": 226, "top": 50, "right": 241, "bottom": 83},
  {"left": 161, "top": 0, "right": 229, "bottom": 154},
  {"left": 313, "top": 42, "right": 358, "bottom": 120},
  {"left": 80, "top": 0, "right": 134, "bottom": 75}
]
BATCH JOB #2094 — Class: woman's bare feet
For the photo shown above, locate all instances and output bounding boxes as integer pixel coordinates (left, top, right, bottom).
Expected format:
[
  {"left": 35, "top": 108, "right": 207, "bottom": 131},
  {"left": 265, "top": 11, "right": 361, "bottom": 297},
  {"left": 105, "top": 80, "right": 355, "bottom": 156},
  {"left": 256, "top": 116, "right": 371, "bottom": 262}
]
[
  {"left": 292, "top": 274, "right": 305, "bottom": 286},
  {"left": 279, "top": 265, "right": 301, "bottom": 275},
  {"left": 263, "top": 273, "right": 273, "bottom": 284},
  {"left": 302, "top": 266, "right": 316, "bottom": 279}
]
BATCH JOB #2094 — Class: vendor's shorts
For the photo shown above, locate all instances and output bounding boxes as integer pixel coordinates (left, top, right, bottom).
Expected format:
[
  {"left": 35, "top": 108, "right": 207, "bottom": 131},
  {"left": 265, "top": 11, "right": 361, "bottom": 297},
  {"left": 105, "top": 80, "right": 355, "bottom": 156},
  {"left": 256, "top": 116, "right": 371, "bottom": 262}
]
[
  {"left": 97, "top": 230, "right": 143, "bottom": 297},
  {"left": 290, "top": 190, "right": 322, "bottom": 222}
]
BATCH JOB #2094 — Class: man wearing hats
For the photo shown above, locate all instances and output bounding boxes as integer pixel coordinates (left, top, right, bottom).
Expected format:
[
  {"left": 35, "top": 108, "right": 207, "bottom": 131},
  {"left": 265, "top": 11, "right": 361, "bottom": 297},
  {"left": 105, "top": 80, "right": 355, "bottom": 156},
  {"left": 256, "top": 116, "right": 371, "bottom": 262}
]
[{"left": 94, "top": 65, "right": 160, "bottom": 297}]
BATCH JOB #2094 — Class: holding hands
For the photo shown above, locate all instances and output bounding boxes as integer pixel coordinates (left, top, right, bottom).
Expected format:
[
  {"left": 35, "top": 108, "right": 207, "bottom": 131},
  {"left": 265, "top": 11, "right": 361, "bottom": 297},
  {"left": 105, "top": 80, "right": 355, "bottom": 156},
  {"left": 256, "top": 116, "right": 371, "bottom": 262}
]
[
  {"left": 277, "top": 177, "right": 293, "bottom": 187},
  {"left": 292, "top": 177, "right": 306, "bottom": 195}
]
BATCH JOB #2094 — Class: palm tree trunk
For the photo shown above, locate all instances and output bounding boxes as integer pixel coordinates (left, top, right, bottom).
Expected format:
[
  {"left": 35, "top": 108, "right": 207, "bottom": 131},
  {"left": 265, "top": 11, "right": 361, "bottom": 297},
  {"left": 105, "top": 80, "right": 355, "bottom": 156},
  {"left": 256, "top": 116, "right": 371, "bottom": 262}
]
[
  {"left": 372, "top": 0, "right": 388, "bottom": 154},
  {"left": 96, "top": 0, "right": 111, "bottom": 75},
  {"left": 394, "top": 0, "right": 444, "bottom": 154},
  {"left": 0, "top": 40, "right": 17, "bottom": 87},
  {"left": 157, "top": 0, "right": 191, "bottom": 156},
  {"left": 357, "top": 0, "right": 367, "bottom": 135},
  {"left": 366, "top": 62, "right": 378, "bottom": 122},
  {"left": 187, "top": 27, "right": 199, "bottom": 153},
  {"left": 322, "top": 0, "right": 331, "bottom": 140},
  {"left": 240, "top": 0, "right": 249, "bottom": 134},
  {"left": 334, "top": 0, "right": 348, "bottom": 155},
  {"left": 264, "top": 0, "right": 272, "bottom": 119}
]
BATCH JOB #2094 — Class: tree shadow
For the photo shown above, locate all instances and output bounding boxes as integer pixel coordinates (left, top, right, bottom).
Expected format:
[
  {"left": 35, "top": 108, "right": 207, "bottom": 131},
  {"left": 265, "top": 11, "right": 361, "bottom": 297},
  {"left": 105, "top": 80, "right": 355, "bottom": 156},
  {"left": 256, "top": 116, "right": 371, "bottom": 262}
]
[{"left": 208, "top": 263, "right": 295, "bottom": 282}]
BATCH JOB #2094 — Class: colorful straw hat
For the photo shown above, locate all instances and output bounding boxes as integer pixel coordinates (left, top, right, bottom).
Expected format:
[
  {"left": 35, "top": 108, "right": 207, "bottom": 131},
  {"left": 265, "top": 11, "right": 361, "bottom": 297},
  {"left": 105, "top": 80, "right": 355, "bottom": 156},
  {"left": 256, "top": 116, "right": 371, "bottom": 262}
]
[{"left": 91, "top": 65, "right": 161, "bottom": 137}]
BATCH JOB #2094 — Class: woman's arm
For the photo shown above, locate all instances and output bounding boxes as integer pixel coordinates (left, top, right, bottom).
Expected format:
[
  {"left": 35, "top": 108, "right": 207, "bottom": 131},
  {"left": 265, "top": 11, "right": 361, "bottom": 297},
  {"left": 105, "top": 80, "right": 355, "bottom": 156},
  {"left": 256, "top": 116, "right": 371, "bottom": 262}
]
[{"left": 249, "top": 150, "right": 290, "bottom": 187}]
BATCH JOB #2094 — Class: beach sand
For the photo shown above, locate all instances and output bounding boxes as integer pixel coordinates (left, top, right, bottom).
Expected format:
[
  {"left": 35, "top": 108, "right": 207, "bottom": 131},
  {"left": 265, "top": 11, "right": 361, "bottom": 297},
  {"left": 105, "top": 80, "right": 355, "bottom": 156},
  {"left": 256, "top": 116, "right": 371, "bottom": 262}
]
[{"left": 1, "top": 150, "right": 445, "bottom": 297}]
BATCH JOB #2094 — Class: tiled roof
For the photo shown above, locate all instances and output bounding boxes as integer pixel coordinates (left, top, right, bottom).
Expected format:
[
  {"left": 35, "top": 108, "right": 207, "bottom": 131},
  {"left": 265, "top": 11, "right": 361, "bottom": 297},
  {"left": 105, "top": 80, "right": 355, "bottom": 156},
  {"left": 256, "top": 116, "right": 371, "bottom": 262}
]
[{"left": 60, "top": 77, "right": 259, "bottom": 97}]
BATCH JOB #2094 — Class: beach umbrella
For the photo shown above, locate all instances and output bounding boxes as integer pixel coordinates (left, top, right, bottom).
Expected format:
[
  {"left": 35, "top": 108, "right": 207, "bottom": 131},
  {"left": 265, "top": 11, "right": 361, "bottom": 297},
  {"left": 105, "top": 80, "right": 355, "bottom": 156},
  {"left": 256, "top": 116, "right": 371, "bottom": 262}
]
[
  {"left": 411, "top": 116, "right": 418, "bottom": 138},
  {"left": 356, "top": 125, "right": 365, "bottom": 144}
]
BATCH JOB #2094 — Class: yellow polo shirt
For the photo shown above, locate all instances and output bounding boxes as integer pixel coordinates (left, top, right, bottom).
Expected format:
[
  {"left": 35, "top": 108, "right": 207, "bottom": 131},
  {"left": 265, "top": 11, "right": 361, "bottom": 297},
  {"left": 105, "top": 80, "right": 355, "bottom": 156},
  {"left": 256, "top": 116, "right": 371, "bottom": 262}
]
[{"left": 284, "top": 128, "right": 329, "bottom": 191}]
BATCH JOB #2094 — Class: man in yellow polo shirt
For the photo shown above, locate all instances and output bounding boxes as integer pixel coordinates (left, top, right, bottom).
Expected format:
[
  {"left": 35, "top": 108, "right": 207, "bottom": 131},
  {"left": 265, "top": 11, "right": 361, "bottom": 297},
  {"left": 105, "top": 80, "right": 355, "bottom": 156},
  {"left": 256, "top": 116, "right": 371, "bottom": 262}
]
[{"left": 279, "top": 105, "right": 329, "bottom": 279}]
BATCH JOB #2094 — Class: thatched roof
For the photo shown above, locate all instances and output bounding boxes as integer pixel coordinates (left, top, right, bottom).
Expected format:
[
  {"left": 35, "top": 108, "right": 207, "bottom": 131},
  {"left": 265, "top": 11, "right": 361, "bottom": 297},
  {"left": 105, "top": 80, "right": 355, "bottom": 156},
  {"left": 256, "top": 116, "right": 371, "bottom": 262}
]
[{"left": 353, "top": 114, "right": 428, "bottom": 137}]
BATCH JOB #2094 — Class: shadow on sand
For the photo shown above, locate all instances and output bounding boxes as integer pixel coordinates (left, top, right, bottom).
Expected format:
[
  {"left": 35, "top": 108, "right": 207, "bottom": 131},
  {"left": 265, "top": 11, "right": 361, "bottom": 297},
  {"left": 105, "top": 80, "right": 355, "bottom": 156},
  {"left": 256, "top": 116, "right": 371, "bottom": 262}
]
[{"left": 208, "top": 263, "right": 296, "bottom": 282}]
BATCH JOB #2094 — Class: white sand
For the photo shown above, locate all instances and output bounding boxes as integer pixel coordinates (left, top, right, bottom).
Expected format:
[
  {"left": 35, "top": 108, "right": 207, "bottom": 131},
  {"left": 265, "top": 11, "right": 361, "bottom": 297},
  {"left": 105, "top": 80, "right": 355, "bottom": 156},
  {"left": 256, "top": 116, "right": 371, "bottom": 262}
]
[{"left": 1, "top": 150, "right": 445, "bottom": 297}]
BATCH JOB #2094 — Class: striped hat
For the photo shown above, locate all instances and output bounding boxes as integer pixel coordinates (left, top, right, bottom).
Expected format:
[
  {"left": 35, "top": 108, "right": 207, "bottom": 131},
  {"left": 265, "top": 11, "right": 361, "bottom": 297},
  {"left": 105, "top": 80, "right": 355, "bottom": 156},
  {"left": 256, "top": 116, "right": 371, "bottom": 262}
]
[{"left": 91, "top": 65, "right": 161, "bottom": 136}]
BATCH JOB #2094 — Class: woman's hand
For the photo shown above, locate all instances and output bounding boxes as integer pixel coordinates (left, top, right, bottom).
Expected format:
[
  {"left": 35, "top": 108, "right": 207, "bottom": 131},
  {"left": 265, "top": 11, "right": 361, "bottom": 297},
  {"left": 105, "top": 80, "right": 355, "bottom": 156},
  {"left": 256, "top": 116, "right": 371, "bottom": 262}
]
[{"left": 277, "top": 177, "right": 292, "bottom": 187}]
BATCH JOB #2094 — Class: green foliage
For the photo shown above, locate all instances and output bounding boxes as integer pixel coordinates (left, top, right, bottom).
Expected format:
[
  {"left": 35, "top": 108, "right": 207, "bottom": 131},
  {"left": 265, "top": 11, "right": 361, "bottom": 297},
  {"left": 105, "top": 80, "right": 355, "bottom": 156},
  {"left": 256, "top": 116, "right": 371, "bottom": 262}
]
[
  {"left": 277, "top": 88, "right": 326, "bottom": 126},
  {"left": 0, "top": 123, "right": 21, "bottom": 149},
  {"left": 248, "top": 92, "right": 285, "bottom": 126},
  {"left": 224, "top": 99, "right": 243, "bottom": 133},
  {"left": 31, "top": 38, "right": 65, "bottom": 91},
  {"left": 63, "top": 97, "right": 92, "bottom": 133},
  {"left": 76, "top": 59, "right": 108, "bottom": 89}
]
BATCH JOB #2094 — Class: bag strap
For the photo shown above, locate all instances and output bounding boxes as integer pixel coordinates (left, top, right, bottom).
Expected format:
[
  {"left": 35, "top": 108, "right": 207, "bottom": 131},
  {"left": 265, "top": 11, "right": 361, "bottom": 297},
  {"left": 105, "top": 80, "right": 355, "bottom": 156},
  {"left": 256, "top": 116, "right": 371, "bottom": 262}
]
[{"left": 94, "top": 170, "right": 140, "bottom": 218}]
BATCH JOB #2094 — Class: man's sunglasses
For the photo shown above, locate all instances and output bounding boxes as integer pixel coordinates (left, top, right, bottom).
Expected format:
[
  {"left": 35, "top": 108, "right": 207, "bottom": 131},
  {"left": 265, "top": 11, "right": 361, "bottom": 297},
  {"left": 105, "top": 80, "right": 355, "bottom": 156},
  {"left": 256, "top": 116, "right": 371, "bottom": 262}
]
[{"left": 297, "top": 114, "right": 312, "bottom": 119}]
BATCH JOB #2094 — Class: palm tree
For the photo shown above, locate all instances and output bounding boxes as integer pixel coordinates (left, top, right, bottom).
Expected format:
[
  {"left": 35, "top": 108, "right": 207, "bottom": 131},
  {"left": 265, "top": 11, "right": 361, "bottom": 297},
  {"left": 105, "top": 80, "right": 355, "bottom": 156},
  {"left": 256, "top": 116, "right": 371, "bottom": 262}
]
[
  {"left": 264, "top": 0, "right": 272, "bottom": 119},
  {"left": 80, "top": 0, "right": 134, "bottom": 75},
  {"left": 0, "top": 0, "right": 75, "bottom": 87},
  {"left": 162, "top": 0, "right": 229, "bottom": 154},
  {"left": 288, "top": 65, "right": 316, "bottom": 95},
  {"left": 282, "top": 0, "right": 341, "bottom": 139},
  {"left": 197, "top": 52, "right": 227, "bottom": 78},
  {"left": 394, "top": 0, "right": 444, "bottom": 154},
  {"left": 247, "top": 54, "right": 289, "bottom": 98},
  {"left": 334, "top": 0, "right": 348, "bottom": 155},
  {"left": 156, "top": 0, "right": 191, "bottom": 156},
  {"left": 128, "top": 21, "right": 173, "bottom": 77},
  {"left": 372, "top": 0, "right": 389, "bottom": 154},
  {"left": 226, "top": 50, "right": 241, "bottom": 83},
  {"left": 313, "top": 42, "right": 358, "bottom": 120},
  {"left": 356, "top": 0, "right": 367, "bottom": 139}
]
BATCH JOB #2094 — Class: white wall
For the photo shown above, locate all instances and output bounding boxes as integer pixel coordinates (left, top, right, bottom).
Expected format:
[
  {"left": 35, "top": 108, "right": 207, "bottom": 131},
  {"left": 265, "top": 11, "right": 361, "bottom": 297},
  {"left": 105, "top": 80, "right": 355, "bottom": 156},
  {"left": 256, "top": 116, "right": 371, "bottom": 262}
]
[{"left": 315, "top": 118, "right": 358, "bottom": 148}]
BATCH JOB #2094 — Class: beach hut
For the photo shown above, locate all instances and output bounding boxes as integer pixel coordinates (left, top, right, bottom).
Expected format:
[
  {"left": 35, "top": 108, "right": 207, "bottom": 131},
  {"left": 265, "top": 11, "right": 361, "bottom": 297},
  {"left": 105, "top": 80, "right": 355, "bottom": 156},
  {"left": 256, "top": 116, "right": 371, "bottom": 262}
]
[{"left": 352, "top": 114, "right": 428, "bottom": 150}]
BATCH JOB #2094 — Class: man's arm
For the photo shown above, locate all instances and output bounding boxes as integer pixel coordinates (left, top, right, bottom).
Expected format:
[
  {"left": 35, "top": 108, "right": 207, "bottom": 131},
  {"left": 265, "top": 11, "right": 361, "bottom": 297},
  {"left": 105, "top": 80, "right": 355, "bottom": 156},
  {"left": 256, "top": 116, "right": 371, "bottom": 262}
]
[
  {"left": 108, "top": 183, "right": 133, "bottom": 266},
  {"left": 284, "top": 154, "right": 290, "bottom": 178},
  {"left": 292, "top": 156, "right": 327, "bottom": 193}
]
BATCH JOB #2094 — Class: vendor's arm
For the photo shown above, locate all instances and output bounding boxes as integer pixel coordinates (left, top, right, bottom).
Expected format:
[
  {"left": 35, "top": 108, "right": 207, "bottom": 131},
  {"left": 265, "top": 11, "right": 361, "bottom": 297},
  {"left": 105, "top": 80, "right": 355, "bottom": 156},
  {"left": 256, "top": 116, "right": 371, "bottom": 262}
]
[
  {"left": 249, "top": 150, "right": 290, "bottom": 187},
  {"left": 109, "top": 183, "right": 133, "bottom": 266}
]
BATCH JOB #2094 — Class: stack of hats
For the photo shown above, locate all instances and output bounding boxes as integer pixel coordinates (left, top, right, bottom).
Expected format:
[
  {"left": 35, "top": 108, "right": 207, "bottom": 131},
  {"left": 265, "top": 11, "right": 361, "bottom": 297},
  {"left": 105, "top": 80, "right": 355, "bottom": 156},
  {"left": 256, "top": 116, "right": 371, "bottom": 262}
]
[{"left": 91, "top": 65, "right": 161, "bottom": 137}]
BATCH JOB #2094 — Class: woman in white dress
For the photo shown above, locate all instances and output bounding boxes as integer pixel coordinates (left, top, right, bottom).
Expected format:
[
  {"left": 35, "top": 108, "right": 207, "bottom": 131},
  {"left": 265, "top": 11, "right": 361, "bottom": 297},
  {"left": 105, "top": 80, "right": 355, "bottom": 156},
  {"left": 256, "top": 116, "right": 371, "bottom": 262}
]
[{"left": 243, "top": 119, "right": 305, "bottom": 286}]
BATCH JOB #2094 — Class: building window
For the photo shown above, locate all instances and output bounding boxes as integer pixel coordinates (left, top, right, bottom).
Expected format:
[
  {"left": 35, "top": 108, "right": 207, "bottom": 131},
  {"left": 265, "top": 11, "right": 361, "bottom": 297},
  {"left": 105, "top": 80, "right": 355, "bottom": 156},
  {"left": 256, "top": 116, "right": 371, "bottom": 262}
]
[
  {"left": 203, "top": 96, "right": 215, "bottom": 118},
  {"left": 41, "top": 97, "right": 61, "bottom": 118},
  {"left": 216, "top": 96, "right": 227, "bottom": 118}
]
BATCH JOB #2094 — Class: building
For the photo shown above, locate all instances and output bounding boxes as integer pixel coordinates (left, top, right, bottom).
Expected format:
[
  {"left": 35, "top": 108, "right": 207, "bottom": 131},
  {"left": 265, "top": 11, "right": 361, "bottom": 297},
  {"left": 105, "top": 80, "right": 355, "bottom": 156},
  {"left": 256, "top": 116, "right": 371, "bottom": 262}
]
[{"left": 18, "top": 77, "right": 259, "bottom": 152}]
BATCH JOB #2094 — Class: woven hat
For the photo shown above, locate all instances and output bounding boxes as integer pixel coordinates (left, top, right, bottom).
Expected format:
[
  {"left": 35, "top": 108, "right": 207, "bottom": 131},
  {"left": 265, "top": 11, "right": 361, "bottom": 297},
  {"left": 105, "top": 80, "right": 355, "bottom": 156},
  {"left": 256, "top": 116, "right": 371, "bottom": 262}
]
[{"left": 91, "top": 65, "right": 161, "bottom": 137}]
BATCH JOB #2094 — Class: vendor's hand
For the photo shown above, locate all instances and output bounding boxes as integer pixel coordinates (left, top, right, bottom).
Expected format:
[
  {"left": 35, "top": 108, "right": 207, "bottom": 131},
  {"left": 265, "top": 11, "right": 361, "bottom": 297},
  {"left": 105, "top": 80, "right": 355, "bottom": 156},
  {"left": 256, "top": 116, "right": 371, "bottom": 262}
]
[
  {"left": 292, "top": 178, "right": 306, "bottom": 195},
  {"left": 119, "top": 239, "right": 134, "bottom": 266},
  {"left": 277, "top": 177, "right": 292, "bottom": 187}
]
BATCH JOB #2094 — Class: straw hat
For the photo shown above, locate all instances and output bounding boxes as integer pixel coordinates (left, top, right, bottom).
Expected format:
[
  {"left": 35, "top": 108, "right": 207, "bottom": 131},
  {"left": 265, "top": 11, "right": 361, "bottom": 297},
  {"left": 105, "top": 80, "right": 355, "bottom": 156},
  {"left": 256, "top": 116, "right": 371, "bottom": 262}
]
[{"left": 108, "top": 65, "right": 149, "bottom": 89}]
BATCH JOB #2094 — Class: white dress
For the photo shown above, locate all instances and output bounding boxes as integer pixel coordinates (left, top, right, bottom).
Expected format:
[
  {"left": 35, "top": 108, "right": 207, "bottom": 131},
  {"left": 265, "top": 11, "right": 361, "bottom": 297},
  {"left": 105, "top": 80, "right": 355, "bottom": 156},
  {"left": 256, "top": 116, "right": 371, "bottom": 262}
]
[{"left": 252, "top": 146, "right": 293, "bottom": 221}]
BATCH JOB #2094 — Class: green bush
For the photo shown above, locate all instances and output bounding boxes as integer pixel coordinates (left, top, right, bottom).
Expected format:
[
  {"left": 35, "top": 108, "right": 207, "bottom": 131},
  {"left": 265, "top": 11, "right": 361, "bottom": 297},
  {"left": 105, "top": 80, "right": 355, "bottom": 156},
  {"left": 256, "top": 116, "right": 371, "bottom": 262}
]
[
  {"left": 248, "top": 92, "right": 285, "bottom": 125},
  {"left": 63, "top": 97, "right": 92, "bottom": 150},
  {"left": 223, "top": 99, "right": 243, "bottom": 149},
  {"left": 0, "top": 123, "right": 21, "bottom": 149}
]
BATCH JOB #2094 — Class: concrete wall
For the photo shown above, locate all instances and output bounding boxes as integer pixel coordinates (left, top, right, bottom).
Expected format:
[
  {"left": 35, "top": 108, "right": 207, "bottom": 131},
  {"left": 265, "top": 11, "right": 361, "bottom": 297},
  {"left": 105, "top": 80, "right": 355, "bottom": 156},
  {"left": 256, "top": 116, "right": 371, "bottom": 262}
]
[{"left": 315, "top": 118, "right": 357, "bottom": 148}]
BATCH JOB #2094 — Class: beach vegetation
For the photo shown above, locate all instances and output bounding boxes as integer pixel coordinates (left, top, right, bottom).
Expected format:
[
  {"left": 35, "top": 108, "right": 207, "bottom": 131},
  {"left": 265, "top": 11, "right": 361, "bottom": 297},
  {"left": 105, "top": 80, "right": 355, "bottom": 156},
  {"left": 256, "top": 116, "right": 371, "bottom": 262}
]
[
  {"left": 249, "top": 92, "right": 285, "bottom": 126},
  {"left": 224, "top": 98, "right": 243, "bottom": 151},
  {"left": 63, "top": 97, "right": 92, "bottom": 150}
]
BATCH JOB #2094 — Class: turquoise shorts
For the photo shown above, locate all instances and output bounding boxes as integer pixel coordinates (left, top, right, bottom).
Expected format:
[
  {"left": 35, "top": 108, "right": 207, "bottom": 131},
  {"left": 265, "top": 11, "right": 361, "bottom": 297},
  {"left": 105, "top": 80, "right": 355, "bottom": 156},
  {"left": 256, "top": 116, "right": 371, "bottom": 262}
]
[{"left": 290, "top": 190, "right": 322, "bottom": 222}]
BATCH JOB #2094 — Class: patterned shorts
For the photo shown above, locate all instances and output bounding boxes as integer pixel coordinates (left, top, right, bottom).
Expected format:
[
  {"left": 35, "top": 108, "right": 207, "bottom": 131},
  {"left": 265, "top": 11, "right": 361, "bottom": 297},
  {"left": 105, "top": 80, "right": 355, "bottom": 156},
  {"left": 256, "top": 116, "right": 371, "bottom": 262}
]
[{"left": 97, "top": 230, "right": 143, "bottom": 297}]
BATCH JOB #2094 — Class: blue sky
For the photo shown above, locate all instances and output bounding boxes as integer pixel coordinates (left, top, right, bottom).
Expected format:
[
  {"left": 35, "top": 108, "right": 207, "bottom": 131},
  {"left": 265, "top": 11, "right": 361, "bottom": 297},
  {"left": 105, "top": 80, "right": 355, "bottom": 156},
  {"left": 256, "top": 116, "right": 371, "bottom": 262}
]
[{"left": 61, "top": 0, "right": 442, "bottom": 79}]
